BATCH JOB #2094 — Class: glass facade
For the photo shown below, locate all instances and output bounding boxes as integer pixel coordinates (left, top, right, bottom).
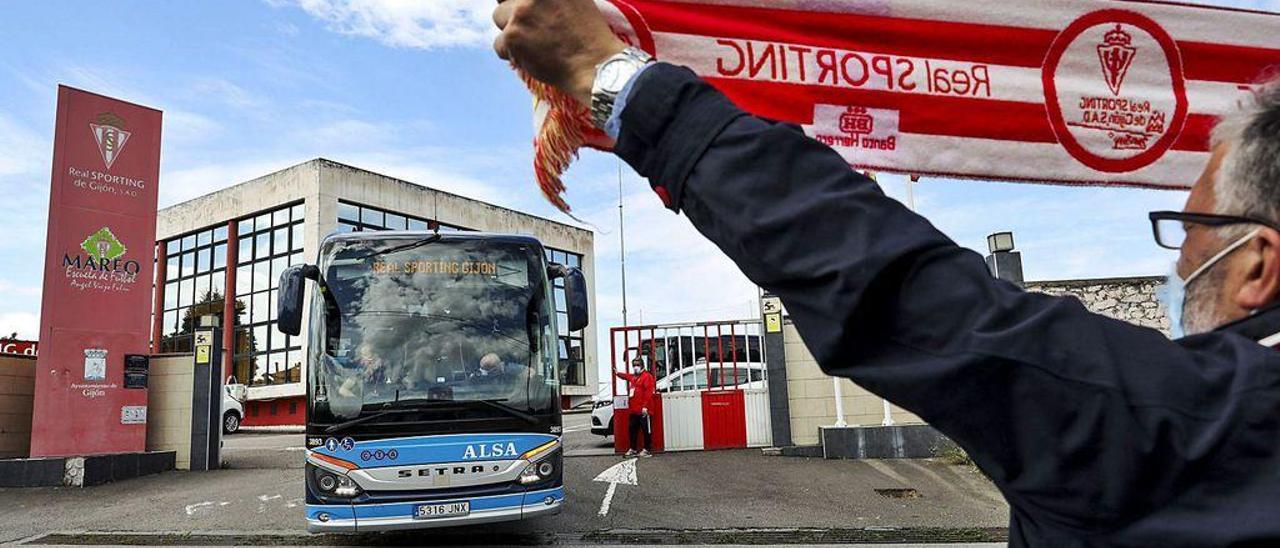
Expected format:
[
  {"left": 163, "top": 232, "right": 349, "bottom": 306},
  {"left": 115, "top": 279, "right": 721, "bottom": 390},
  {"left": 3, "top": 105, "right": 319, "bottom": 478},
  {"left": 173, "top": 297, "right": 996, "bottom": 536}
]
[
  {"left": 334, "top": 200, "right": 463, "bottom": 233},
  {"left": 233, "top": 202, "right": 307, "bottom": 386},
  {"left": 159, "top": 225, "right": 230, "bottom": 354}
]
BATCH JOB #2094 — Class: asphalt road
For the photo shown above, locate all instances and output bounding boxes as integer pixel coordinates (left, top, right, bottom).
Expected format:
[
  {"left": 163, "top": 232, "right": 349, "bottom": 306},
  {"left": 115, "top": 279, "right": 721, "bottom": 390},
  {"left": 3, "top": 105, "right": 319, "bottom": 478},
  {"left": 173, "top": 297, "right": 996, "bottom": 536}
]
[
  {"left": 563, "top": 411, "right": 616, "bottom": 457},
  {"left": 1, "top": 415, "right": 1009, "bottom": 545}
]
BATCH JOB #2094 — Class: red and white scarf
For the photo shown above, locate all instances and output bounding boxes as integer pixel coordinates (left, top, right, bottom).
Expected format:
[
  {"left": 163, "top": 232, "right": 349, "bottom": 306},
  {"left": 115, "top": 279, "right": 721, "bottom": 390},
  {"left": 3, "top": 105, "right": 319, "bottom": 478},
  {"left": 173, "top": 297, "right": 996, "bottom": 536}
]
[{"left": 523, "top": 0, "right": 1280, "bottom": 213}]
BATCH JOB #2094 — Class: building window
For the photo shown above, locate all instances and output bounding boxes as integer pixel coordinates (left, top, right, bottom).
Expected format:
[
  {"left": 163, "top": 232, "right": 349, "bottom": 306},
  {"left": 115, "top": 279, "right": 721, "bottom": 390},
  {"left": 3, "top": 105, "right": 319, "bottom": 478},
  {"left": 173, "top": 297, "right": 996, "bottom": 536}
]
[
  {"left": 545, "top": 248, "right": 586, "bottom": 387},
  {"left": 334, "top": 200, "right": 464, "bottom": 234},
  {"left": 159, "top": 224, "right": 230, "bottom": 355},
  {"left": 233, "top": 202, "right": 306, "bottom": 387}
]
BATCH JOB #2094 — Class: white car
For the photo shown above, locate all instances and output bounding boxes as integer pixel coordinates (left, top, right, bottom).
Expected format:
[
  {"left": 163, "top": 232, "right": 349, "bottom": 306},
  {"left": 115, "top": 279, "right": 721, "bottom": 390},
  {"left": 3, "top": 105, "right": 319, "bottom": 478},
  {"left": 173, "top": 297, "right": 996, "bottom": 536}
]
[
  {"left": 590, "top": 386, "right": 615, "bottom": 436},
  {"left": 223, "top": 378, "right": 247, "bottom": 434},
  {"left": 654, "top": 362, "right": 766, "bottom": 392},
  {"left": 591, "top": 361, "right": 766, "bottom": 437}
]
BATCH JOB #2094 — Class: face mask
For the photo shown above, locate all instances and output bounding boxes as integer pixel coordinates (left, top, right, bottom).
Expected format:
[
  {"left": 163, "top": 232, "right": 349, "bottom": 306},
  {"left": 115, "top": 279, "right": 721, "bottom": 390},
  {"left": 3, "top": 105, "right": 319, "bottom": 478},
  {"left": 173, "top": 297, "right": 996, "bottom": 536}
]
[
  {"left": 1160, "top": 261, "right": 1188, "bottom": 339},
  {"left": 1160, "top": 228, "right": 1261, "bottom": 338},
  {"left": 632, "top": 367, "right": 642, "bottom": 375}
]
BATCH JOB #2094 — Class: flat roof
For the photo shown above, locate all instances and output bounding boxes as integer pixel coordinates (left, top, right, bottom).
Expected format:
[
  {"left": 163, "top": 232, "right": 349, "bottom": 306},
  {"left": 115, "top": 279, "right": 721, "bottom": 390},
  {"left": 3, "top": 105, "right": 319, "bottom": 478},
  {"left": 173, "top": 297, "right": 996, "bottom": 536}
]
[{"left": 157, "top": 157, "right": 591, "bottom": 236}]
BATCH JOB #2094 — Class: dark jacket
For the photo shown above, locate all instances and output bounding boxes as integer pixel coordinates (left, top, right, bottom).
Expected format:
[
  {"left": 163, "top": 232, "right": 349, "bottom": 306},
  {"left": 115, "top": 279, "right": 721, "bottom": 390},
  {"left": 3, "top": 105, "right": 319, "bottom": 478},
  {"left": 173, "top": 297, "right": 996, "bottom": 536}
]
[{"left": 613, "top": 63, "right": 1280, "bottom": 546}]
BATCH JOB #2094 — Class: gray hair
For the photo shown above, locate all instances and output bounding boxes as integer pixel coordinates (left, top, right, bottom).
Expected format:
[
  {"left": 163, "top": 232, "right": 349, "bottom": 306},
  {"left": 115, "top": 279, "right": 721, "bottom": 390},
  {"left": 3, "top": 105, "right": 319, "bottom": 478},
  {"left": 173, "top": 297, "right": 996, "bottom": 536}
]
[{"left": 1211, "top": 76, "right": 1280, "bottom": 225}]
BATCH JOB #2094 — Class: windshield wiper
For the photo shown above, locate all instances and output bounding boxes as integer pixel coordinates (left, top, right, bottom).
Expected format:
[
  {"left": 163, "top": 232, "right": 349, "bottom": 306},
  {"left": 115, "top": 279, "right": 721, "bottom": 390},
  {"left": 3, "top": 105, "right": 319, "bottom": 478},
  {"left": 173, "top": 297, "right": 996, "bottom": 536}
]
[
  {"left": 469, "top": 398, "right": 539, "bottom": 425},
  {"left": 322, "top": 398, "right": 456, "bottom": 433},
  {"left": 353, "top": 233, "right": 442, "bottom": 260}
]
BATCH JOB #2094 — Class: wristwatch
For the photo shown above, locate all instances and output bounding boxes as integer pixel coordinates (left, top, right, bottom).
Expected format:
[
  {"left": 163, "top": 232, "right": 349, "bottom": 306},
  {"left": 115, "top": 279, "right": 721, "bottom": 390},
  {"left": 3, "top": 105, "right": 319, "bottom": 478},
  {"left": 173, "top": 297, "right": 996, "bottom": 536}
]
[{"left": 590, "top": 47, "right": 655, "bottom": 129}]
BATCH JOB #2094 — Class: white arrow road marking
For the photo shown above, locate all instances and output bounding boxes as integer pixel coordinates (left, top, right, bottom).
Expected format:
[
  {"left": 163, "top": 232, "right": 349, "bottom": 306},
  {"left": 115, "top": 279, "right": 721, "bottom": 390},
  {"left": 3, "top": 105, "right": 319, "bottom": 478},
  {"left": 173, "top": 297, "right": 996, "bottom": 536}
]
[
  {"left": 184, "top": 502, "right": 215, "bottom": 516},
  {"left": 593, "top": 458, "right": 638, "bottom": 517},
  {"left": 257, "top": 494, "right": 283, "bottom": 514}
]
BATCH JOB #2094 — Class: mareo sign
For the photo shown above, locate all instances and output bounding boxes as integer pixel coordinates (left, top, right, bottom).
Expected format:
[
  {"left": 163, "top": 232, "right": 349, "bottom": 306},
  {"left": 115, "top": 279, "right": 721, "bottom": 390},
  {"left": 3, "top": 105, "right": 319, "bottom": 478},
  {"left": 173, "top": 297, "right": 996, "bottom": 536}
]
[{"left": 30, "top": 86, "right": 162, "bottom": 458}]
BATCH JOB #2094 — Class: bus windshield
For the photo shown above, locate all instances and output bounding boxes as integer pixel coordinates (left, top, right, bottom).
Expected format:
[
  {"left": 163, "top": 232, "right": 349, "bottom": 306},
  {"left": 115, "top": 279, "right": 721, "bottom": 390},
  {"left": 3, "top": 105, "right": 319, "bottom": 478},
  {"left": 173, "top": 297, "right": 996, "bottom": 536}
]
[{"left": 310, "top": 237, "right": 559, "bottom": 425}]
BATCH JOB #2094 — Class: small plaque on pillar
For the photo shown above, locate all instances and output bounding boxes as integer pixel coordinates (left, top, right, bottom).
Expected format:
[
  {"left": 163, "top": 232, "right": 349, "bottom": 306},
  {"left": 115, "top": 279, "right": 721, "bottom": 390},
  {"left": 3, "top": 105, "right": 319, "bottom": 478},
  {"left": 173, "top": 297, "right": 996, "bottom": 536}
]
[
  {"left": 765, "top": 312, "right": 782, "bottom": 333},
  {"left": 124, "top": 354, "right": 149, "bottom": 389},
  {"left": 194, "top": 329, "right": 214, "bottom": 365},
  {"left": 121, "top": 405, "right": 147, "bottom": 424}
]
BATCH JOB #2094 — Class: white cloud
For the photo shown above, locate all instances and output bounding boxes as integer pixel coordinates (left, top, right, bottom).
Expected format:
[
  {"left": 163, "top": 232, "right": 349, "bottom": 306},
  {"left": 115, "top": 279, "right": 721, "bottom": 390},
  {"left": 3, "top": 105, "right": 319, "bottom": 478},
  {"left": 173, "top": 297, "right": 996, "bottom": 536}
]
[
  {"left": 291, "top": 118, "right": 394, "bottom": 148},
  {"left": 0, "top": 114, "right": 47, "bottom": 177},
  {"left": 163, "top": 109, "right": 226, "bottom": 145},
  {"left": 0, "top": 280, "right": 40, "bottom": 298},
  {"left": 285, "top": 0, "right": 495, "bottom": 49},
  {"left": 160, "top": 158, "right": 309, "bottom": 207},
  {"left": 278, "top": 21, "right": 302, "bottom": 37},
  {"left": 187, "top": 78, "right": 266, "bottom": 111},
  {"left": 325, "top": 150, "right": 508, "bottom": 205},
  {"left": 0, "top": 312, "right": 39, "bottom": 340}
]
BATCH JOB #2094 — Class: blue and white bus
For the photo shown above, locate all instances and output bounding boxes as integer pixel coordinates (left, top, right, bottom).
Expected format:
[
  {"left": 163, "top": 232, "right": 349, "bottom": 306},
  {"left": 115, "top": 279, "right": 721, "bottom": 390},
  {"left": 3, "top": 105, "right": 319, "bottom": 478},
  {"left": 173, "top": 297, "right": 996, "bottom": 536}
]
[{"left": 277, "top": 231, "right": 589, "bottom": 532}]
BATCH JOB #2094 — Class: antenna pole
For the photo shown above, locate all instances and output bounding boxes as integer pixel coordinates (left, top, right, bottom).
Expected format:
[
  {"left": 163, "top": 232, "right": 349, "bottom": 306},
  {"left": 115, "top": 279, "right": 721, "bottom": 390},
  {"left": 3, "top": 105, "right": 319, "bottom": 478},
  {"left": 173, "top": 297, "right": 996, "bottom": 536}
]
[{"left": 619, "top": 160, "right": 629, "bottom": 327}]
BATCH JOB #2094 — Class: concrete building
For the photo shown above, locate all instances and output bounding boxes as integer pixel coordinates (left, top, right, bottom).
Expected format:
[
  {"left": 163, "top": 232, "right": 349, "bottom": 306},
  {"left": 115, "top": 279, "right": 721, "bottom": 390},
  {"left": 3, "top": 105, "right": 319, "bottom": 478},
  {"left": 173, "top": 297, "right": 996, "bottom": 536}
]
[{"left": 154, "top": 159, "right": 597, "bottom": 426}]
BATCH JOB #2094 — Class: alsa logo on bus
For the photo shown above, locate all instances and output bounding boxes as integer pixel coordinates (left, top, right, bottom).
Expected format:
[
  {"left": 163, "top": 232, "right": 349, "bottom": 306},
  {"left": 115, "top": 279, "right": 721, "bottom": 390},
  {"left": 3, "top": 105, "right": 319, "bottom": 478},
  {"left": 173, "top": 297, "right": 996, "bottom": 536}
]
[{"left": 463, "top": 442, "right": 518, "bottom": 460}]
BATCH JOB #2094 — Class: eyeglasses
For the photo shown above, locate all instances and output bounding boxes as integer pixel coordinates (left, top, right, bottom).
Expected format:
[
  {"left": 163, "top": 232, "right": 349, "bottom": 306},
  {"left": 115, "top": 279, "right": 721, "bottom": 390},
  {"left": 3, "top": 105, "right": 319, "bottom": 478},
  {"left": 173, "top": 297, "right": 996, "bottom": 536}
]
[{"left": 1148, "top": 211, "right": 1280, "bottom": 250}]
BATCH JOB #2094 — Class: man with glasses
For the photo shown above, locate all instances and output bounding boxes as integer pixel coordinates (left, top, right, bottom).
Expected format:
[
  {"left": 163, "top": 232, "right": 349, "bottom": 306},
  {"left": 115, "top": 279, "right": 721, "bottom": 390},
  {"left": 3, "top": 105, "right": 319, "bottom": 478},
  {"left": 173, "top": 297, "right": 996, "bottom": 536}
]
[{"left": 494, "top": 1, "right": 1280, "bottom": 544}]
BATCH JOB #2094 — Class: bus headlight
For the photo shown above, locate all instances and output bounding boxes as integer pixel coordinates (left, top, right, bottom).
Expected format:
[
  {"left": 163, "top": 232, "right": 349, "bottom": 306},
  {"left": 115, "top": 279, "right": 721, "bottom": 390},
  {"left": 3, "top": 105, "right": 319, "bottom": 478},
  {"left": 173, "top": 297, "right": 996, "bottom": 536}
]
[
  {"left": 519, "top": 454, "right": 560, "bottom": 485},
  {"left": 317, "top": 474, "right": 338, "bottom": 492},
  {"left": 334, "top": 475, "right": 361, "bottom": 497},
  {"left": 310, "top": 464, "right": 362, "bottom": 498},
  {"left": 518, "top": 440, "right": 561, "bottom": 485}
]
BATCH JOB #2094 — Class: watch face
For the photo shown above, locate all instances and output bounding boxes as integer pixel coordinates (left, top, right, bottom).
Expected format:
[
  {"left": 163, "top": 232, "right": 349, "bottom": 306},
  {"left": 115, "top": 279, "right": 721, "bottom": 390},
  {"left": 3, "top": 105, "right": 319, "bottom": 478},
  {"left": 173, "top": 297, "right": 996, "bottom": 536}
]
[{"left": 599, "top": 60, "right": 628, "bottom": 92}]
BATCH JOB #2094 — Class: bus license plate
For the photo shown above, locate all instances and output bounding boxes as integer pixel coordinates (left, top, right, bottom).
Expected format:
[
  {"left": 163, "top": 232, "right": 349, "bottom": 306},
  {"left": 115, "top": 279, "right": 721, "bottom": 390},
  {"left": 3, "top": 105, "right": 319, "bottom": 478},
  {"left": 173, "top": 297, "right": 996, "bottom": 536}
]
[{"left": 414, "top": 501, "right": 470, "bottom": 519}]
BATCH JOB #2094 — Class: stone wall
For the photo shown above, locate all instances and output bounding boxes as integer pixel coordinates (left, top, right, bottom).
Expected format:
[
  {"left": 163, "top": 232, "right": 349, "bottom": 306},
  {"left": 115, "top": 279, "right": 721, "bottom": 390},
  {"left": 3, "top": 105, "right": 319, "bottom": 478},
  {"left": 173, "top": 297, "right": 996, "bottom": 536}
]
[{"left": 1025, "top": 276, "right": 1169, "bottom": 336}]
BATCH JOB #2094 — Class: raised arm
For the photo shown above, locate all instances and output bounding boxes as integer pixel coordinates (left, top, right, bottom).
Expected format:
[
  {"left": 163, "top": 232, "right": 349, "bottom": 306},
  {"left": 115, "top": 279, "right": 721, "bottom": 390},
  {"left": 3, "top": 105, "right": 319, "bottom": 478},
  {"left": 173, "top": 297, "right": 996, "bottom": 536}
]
[{"left": 611, "top": 63, "right": 1279, "bottom": 532}]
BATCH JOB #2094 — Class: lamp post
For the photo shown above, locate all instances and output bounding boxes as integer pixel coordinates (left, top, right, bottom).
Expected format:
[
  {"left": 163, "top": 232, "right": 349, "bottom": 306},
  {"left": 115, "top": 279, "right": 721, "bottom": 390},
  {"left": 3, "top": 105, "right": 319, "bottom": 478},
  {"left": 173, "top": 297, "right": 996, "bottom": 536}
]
[
  {"left": 985, "top": 231, "right": 1025, "bottom": 287},
  {"left": 618, "top": 160, "right": 629, "bottom": 326}
]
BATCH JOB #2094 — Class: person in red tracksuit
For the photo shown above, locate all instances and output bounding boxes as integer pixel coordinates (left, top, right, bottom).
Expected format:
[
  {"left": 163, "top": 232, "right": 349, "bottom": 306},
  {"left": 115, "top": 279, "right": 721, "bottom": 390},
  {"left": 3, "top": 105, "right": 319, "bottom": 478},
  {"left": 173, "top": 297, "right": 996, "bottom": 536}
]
[{"left": 615, "top": 358, "right": 656, "bottom": 457}]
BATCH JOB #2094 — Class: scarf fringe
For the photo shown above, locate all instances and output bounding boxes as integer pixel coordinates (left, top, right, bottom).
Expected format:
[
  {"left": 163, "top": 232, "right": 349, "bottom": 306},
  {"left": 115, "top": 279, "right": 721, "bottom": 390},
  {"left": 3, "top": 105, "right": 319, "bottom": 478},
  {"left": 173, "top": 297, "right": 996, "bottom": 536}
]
[{"left": 522, "top": 70, "right": 594, "bottom": 216}]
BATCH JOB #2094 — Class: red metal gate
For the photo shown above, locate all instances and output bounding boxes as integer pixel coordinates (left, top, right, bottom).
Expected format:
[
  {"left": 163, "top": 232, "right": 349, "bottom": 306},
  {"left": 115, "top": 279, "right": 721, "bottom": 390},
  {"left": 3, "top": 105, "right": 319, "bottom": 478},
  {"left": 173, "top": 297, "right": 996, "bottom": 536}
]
[
  {"left": 608, "top": 320, "right": 765, "bottom": 453},
  {"left": 701, "top": 390, "right": 746, "bottom": 450}
]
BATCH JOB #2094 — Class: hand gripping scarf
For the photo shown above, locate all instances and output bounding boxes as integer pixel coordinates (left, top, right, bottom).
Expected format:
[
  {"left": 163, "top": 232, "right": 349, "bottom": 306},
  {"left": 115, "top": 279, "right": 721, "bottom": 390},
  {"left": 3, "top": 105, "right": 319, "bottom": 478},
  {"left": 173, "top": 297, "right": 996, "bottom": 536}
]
[{"left": 520, "top": 0, "right": 1280, "bottom": 214}]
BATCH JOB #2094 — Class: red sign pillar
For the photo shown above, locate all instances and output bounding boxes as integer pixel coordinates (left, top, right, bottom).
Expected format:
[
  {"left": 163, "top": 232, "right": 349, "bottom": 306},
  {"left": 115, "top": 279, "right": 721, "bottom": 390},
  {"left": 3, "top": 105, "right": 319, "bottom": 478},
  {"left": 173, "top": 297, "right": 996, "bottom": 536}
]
[
  {"left": 30, "top": 86, "right": 163, "bottom": 457},
  {"left": 222, "top": 220, "right": 238, "bottom": 381}
]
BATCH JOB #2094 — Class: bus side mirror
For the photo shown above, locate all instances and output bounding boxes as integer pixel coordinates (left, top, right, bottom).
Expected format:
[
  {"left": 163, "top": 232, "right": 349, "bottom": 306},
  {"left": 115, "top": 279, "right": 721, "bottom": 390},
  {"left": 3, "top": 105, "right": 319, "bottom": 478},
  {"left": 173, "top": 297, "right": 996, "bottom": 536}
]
[
  {"left": 278, "top": 264, "right": 318, "bottom": 336},
  {"left": 564, "top": 267, "right": 590, "bottom": 332}
]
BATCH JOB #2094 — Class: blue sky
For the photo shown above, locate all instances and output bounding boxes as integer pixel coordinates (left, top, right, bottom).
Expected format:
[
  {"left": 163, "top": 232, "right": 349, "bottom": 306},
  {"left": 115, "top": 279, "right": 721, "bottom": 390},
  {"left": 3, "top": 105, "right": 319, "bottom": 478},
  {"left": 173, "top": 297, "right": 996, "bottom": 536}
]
[{"left": 0, "top": 0, "right": 1274, "bottom": 386}]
